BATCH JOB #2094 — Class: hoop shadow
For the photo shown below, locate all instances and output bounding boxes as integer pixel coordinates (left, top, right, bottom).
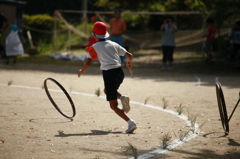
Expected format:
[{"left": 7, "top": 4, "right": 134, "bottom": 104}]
[
  {"left": 55, "top": 130, "right": 123, "bottom": 137},
  {"left": 202, "top": 131, "right": 229, "bottom": 138},
  {"left": 29, "top": 118, "right": 73, "bottom": 123}
]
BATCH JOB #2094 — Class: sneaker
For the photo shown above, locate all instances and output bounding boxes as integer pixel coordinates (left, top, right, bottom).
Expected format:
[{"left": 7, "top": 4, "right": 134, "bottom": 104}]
[
  {"left": 126, "top": 120, "right": 137, "bottom": 133},
  {"left": 120, "top": 96, "right": 130, "bottom": 113}
]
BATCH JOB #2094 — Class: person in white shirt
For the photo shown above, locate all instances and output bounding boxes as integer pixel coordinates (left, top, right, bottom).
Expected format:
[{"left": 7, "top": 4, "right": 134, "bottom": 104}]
[
  {"left": 78, "top": 21, "right": 137, "bottom": 133},
  {"left": 160, "top": 15, "right": 177, "bottom": 70}
]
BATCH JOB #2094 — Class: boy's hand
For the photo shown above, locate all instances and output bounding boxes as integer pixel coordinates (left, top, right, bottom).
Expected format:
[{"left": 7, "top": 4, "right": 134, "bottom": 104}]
[
  {"left": 78, "top": 69, "right": 84, "bottom": 77},
  {"left": 126, "top": 61, "right": 132, "bottom": 69},
  {"left": 77, "top": 58, "right": 92, "bottom": 78}
]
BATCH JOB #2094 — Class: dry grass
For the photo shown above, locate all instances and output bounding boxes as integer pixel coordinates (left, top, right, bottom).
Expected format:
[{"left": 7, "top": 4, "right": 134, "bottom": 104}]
[
  {"left": 144, "top": 97, "right": 150, "bottom": 105},
  {"left": 176, "top": 103, "right": 184, "bottom": 115},
  {"left": 7, "top": 80, "right": 13, "bottom": 86},
  {"left": 124, "top": 142, "right": 138, "bottom": 159},
  {"left": 160, "top": 132, "right": 172, "bottom": 149},
  {"left": 162, "top": 97, "right": 169, "bottom": 109},
  {"left": 95, "top": 88, "right": 101, "bottom": 97}
]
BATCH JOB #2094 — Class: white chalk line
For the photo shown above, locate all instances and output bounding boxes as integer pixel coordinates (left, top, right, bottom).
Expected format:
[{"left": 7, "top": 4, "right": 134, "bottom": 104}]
[
  {"left": 195, "top": 76, "right": 220, "bottom": 87},
  {"left": 0, "top": 83, "right": 199, "bottom": 158}
]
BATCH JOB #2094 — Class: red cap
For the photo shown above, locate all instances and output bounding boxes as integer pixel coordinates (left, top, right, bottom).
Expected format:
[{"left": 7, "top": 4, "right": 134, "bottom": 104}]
[{"left": 93, "top": 21, "right": 109, "bottom": 39}]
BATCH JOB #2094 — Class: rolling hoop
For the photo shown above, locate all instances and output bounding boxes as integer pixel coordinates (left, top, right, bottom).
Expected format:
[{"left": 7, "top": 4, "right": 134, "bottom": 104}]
[
  {"left": 216, "top": 82, "right": 229, "bottom": 134},
  {"left": 44, "top": 78, "right": 76, "bottom": 119}
]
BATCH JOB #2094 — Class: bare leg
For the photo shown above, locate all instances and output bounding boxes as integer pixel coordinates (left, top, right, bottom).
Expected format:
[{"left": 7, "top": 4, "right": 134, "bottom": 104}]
[
  {"left": 109, "top": 100, "right": 130, "bottom": 122},
  {"left": 104, "top": 88, "right": 129, "bottom": 121}
]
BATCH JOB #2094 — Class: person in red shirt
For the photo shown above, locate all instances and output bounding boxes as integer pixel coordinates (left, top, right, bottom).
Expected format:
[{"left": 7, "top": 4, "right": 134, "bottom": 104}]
[
  {"left": 83, "top": 36, "right": 97, "bottom": 47},
  {"left": 202, "top": 18, "right": 216, "bottom": 63}
]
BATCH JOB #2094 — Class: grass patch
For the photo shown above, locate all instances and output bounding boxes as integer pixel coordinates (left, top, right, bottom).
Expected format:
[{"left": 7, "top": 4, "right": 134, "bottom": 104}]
[
  {"left": 8, "top": 80, "right": 13, "bottom": 86},
  {"left": 178, "top": 130, "right": 191, "bottom": 141},
  {"left": 95, "top": 88, "right": 101, "bottom": 97},
  {"left": 144, "top": 97, "right": 150, "bottom": 105},
  {"left": 187, "top": 112, "right": 199, "bottom": 128},
  {"left": 162, "top": 97, "right": 169, "bottom": 109},
  {"left": 160, "top": 132, "right": 172, "bottom": 149},
  {"left": 176, "top": 103, "right": 184, "bottom": 115},
  {"left": 124, "top": 142, "right": 138, "bottom": 159}
]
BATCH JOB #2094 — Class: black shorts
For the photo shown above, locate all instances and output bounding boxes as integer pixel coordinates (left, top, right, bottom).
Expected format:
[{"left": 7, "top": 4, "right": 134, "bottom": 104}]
[
  {"left": 102, "top": 67, "right": 124, "bottom": 101},
  {"left": 162, "top": 46, "right": 175, "bottom": 62}
]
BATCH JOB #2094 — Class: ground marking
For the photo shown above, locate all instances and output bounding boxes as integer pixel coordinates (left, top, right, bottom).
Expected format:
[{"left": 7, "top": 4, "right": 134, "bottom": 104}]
[{"left": 195, "top": 76, "right": 201, "bottom": 86}]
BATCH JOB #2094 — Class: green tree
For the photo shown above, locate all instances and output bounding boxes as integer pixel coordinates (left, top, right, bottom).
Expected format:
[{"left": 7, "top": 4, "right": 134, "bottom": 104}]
[{"left": 203, "top": 0, "right": 240, "bottom": 28}]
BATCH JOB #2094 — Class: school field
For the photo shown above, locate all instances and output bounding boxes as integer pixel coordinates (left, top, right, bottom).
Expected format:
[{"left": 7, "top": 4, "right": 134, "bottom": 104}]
[{"left": 0, "top": 56, "right": 240, "bottom": 159}]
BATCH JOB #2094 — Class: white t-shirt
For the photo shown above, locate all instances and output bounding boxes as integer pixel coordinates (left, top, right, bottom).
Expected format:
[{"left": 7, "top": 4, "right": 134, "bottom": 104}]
[{"left": 86, "top": 40, "right": 127, "bottom": 70}]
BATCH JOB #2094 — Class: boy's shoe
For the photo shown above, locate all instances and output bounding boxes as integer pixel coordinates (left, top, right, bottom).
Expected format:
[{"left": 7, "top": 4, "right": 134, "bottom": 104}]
[
  {"left": 120, "top": 96, "right": 130, "bottom": 113},
  {"left": 126, "top": 120, "right": 137, "bottom": 133}
]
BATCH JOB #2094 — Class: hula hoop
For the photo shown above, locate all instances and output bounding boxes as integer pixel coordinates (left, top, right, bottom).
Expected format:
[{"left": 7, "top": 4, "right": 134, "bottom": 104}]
[
  {"left": 44, "top": 78, "right": 76, "bottom": 119},
  {"left": 216, "top": 82, "right": 229, "bottom": 135}
]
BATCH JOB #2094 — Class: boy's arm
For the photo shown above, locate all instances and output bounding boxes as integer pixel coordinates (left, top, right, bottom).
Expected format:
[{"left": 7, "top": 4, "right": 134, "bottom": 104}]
[
  {"left": 78, "top": 58, "right": 92, "bottom": 77},
  {"left": 124, "top": 52, "right": 133, "bottom": 69}
]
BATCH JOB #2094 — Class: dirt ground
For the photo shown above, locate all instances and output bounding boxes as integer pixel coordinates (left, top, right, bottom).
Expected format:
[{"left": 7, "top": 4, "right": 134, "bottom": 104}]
[{"left": 0, "top": 59, "right": 240, "bottom": 159}]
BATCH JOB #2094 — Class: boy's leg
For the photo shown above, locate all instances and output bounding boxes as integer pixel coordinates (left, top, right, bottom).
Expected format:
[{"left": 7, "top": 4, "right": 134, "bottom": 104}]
[
  {"left": 120, "top": 95, "right": 130, "bottom": 113},
  {"left": 109, "top": 100, "right": 129, "bottom": 121},
  {"left": 109, "top": 100, "right": 137, "bottom": 133},
  {"left": 105, "top": 89, "right": 130, "bottom": 113}
]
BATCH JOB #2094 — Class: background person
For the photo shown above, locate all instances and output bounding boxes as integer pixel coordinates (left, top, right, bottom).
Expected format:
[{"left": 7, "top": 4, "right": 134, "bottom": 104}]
[
  {"left": 5, "top": 25, "right": 24, "bottom": 64},
  {"left": 109, "top": 8, "right": 126, "bottom": 66},
  {"left": 0, "top": 9, "right": 10, "bottom": 62},
  {"left": 227, "top": 21, "right": 240, "bottom": 60},
  {"left": 202, "top": 18, "right": 216, "bottom": 63},
  {"left": 160, "top": 15, "right": 177, "bottom": 71}
]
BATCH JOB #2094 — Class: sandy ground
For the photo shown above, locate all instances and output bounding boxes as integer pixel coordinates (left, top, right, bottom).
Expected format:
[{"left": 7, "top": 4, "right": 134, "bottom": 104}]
[{"left": 0, "top": 61, "right": 240, "bottom": 159}]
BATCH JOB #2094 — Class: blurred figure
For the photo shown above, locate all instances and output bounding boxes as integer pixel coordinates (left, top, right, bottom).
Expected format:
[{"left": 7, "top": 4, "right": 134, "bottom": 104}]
[
  {"left": 5, "top": 25, "right": 24, "bottom": 64},
  {"left": 109, "top": 8, "right": 126, "bottom": 66},
  {"left": 83, "top": 36, "right": 97, "bottom": 47},
  {"left": 0, "top": 7, "right": 10, "bottom": 62},
  {"left": 202, "top": 18, "right": 216, "bottom": 63},
  {"left": 227, "top": 21, "right": 240, "bottom": 60},
  {"left": 160, "top": 15, "right": 177, "bottom": 71}
]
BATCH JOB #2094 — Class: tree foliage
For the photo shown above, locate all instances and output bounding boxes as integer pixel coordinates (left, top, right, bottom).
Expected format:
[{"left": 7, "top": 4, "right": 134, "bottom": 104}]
[
  {"left": 203, "top": 0, "right": 240, "bottom": 28},
  {"left": 93, "top": 0, "right": 240, "bottom": 29},
  {"left": 21, "top": 0, "right": 240, "bottom": 29}
]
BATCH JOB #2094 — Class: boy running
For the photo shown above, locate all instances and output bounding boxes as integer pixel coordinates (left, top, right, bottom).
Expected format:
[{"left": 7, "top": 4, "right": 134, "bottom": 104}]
[{"left": 78, "top": 21, "right": 137, "bottom": 133}]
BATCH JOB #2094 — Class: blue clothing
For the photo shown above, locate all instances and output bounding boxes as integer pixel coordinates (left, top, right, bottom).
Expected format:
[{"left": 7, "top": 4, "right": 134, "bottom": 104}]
[
  {"left": 110, "top": 35, "right": 124, "bottom": 47},
  {"left": 110, "top": 35, "right": 125, "bottom": 65}
]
